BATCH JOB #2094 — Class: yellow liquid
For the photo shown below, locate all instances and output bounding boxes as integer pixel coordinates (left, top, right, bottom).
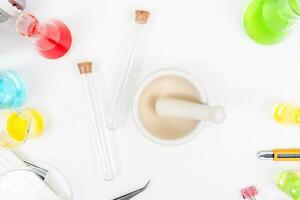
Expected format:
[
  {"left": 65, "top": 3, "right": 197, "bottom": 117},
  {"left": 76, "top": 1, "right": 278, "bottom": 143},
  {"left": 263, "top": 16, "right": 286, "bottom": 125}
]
[
  {"left": 7, "top": 108, "right": 45, "bottom": 142},
  {"left": 6, "top": 112, "right": 29, "bottom": 142},
  {"left": 274, "top": 103, "right": 300, "bottom": 125}
]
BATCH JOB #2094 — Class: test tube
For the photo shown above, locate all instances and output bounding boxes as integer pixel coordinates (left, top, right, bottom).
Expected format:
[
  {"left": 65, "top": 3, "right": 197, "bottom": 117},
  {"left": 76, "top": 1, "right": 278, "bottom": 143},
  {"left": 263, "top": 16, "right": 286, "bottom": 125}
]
[
  {"left": 108, "top": 10, "right": 150, "bottom": 130},
  {"left": 77, "top": 62, "right": 116, "bottom": 181}
]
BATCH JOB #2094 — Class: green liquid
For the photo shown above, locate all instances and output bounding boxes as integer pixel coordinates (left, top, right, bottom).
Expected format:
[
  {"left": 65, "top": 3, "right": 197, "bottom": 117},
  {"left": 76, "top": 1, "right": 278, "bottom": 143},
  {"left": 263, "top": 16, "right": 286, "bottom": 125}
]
[
  {"left": 276, "top": 171, "right": 300, "bottom": 200},
  {"left": 244, "top": 0, "right": 300, "bottom": 44}
]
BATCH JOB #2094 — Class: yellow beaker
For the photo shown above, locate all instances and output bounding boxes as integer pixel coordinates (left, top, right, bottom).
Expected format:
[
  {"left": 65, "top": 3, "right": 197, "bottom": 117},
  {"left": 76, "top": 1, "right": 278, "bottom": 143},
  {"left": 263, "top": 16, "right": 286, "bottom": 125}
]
[{"left": 0, "top": 108, "right": 44, "bottom": 149}]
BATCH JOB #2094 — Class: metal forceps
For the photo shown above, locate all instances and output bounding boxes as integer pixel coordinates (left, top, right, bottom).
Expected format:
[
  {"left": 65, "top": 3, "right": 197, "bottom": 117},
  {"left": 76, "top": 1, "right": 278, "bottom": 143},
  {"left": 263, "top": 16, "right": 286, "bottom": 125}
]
[{"left": 113, "top": 180, "right": 150, "bottom": 200}]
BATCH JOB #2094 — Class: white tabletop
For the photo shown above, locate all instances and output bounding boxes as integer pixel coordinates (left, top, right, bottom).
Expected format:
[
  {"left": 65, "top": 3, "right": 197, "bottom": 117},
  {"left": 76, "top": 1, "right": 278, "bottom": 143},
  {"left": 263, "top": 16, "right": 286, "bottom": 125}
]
[{"left": 1, "top": 0, "right": 300, "bottom": 199}]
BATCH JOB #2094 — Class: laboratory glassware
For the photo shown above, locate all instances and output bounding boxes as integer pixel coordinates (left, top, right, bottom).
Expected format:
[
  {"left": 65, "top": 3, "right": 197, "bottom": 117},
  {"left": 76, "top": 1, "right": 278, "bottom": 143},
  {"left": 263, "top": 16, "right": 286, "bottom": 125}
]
[
  {"left": 244, "top": 0, "right": 300, "bottom": 44},
  {"left": 77, "top": 61, "right": 117, "bottom": 181},
  {"left": 0, "top": 70, "right": 27, "bottom": 110},
  {"left": 276, "top": 170, "right": 300, "bottom": 200},
  {"left": 0, "top": 108, "right": 45, "bottom": 150},
  {"left": 273, "top": 102, "right": 300, "bottom": 125},
  {"left": 16, "top": 13, "right": 72, "bottom": 59},
  {"left": 108, "top": 10, "right": 150, "bottom": 130}
]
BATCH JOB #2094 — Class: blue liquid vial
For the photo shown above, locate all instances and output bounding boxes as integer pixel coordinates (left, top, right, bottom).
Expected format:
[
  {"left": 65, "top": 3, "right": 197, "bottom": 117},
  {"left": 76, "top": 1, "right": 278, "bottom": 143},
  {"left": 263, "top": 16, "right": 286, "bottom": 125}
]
[{"left": 0, "top": 71, "right": 27, "bottom": 109}]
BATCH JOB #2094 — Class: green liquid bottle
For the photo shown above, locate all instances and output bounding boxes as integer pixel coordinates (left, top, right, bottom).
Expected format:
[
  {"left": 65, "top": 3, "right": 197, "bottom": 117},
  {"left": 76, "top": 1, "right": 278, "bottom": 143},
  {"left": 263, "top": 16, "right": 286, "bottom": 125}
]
[
  {"left": 244, "top": 0, "right": 300, "bottom": 44},
  {"left": 276, "top": 171, "right": 300, "bottom": 200}
]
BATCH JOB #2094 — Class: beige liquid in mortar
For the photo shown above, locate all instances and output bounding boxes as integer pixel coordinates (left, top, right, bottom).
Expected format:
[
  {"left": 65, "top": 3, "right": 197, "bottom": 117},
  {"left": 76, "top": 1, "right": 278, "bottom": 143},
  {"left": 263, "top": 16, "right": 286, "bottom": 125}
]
[{"left": 138, "top": 75, "right": 202, "bottom": 140}]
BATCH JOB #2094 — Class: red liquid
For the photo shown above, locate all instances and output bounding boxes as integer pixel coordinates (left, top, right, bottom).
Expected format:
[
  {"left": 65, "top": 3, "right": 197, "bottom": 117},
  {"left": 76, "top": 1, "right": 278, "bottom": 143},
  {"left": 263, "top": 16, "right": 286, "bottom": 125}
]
[{"left": 34, "top": 20, "right": 72, "bottom": 59}]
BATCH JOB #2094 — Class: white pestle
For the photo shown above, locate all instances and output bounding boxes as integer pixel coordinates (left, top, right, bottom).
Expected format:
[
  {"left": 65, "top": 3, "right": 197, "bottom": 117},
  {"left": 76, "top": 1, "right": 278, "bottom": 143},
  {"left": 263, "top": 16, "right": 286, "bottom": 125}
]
[{"left": 155, "top": 97, "right": 225, "bottom": 124}]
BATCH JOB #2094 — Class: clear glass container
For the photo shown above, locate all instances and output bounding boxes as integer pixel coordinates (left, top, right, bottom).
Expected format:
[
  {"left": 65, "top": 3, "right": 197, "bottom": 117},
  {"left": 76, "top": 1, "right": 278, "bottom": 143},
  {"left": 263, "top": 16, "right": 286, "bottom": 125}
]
[
  {"left": 274, "top": 102, "right": 300, "bottom": 125},
  {"left": 0, "top": 108, "right": 45, "bottom": 150},
  {"left": 0, "top": 70, "right": 27, "bottom": 110},
  {"left": 78, "top": 62, "right": 117, "bottom": 181},
  {"left": 16, "top": 13, "right": 72, "bottom": 59},
  {"left": 276, "top": 170, "right": 300, "bottom": 200},
  {"left": 108, "top": 10, "right": 150, "bottom": 130},
  {"left": 244, "top": 0, "right": 300, "bottom": 44}
]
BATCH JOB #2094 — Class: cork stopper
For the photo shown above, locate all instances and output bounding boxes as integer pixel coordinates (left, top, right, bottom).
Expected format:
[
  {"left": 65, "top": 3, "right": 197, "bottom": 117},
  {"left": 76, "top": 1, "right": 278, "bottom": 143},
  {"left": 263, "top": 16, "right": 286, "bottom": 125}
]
[
  {"left": 135, "top": 10, "right": 150, "bottom": 24},
  {"left": 78, "top": 61, "right": 92, "bottom": 74}
]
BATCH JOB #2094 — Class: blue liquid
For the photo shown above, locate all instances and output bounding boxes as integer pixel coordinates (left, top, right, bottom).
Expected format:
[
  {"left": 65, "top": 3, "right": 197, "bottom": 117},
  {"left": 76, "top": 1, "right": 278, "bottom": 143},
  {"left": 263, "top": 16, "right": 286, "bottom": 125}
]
[{"left": 0, "top": 71, "right": 27, "bottom": 109}]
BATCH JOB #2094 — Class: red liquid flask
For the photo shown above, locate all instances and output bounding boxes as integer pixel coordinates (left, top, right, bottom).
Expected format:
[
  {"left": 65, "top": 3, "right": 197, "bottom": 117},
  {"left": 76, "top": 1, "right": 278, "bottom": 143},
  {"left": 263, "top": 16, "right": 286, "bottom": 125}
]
[{"left": 16, "top": 13, "right": 72, "bottom": 59}]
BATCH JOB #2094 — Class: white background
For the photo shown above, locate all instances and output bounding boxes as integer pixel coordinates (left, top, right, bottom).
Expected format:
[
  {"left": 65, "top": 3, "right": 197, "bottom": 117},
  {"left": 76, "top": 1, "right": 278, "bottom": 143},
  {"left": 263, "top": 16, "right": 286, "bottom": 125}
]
[{"left": 1, "top": 0, "right": 300, "bottom": 199}]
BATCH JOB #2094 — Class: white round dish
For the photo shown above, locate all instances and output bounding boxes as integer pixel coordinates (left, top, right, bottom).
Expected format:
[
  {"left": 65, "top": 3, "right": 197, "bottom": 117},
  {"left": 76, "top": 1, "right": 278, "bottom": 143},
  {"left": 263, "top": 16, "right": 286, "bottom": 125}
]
[{"left": 132, "top": 69, "right": 208, "bottom": 146}]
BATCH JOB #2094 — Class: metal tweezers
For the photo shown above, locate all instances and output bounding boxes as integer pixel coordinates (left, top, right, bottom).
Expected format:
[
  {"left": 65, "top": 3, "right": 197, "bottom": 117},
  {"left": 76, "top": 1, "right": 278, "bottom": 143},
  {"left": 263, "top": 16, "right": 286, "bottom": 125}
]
[
  {"left": 24, "top": 161, "right": 49, "bottom": 180},
  {"left": 113, "top": 180, "right": 150, "bottom": 200}
]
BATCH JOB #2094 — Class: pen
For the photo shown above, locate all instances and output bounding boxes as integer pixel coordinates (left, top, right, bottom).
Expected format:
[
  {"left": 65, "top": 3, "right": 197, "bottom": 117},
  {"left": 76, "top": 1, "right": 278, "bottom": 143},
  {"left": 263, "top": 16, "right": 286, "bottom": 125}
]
[{"left": 258, "top": 149, "right": 300, "bottom": 161}]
